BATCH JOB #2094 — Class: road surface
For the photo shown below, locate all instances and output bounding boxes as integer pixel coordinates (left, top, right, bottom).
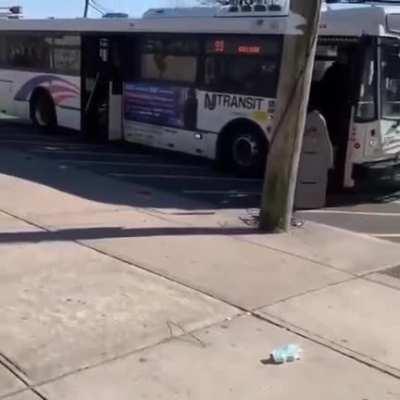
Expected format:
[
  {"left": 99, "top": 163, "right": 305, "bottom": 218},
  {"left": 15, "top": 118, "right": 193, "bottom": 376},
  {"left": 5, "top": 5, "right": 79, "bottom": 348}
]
[{"left": 1, "top": 120, "right": 400, "bottom": 243}]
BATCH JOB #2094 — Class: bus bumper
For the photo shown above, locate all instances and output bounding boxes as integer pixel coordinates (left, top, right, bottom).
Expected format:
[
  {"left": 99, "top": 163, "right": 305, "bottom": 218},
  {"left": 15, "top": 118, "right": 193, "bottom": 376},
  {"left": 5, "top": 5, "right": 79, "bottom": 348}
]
[{"left": 352, "top": 158, "right": 400, "bottom": 190}]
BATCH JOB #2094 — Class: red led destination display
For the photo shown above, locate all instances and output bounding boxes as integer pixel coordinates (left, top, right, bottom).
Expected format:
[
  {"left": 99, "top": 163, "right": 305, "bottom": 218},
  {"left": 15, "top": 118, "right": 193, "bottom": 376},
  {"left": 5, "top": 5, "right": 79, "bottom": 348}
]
[{"left": 206, "top": 37, "right": 279, "bottom": 56}]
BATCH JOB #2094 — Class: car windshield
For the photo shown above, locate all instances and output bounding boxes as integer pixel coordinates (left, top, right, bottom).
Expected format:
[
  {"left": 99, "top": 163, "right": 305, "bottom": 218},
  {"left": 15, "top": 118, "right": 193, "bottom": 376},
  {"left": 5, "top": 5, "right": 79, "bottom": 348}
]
[{"left": 381, "top": 39, "right": 400, "bottom": 119}]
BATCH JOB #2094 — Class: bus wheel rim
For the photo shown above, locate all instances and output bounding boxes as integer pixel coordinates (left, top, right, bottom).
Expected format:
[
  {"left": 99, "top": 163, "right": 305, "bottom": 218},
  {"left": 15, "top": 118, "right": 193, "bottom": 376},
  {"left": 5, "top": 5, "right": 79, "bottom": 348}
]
[
  {"left": 35, "top": 107, "right": 48, "bottom": 127},
  {"left": 35, "top": 98, "right": 52, "bottom": 127},
  {"left": 233, "top": 135, "right": 259, "bottom": 168}
]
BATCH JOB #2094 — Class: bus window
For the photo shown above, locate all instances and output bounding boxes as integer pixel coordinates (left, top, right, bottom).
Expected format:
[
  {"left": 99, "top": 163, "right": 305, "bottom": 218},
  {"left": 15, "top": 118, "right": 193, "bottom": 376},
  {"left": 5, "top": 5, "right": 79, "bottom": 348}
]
[
  {"left": 0, "top": 34, "right": 79, "bottom": 75},
  {"left": 380, "top": 38, "right": 400, "bottom": 120},
  {"left": 53, "top": 47, "right": 80, "bottom": 75},
  {"left": 51, "top": 35, "right": 81, "bottom": 76},
  {"left": 141, "top": 54, "right": 197, "bottom": 82},
  {"left": 6, "top": 35, "right": 51, "bottom": 70},
  {"left": 310, "top": 44, "right": 339, "bottom": 111},
  {"left": 203, "top": 36, "right": 281, "bottom": 97},
  {"left": 140, "top": 36, "right": 199, "bottom": 83},
  {"left": 204, "top": 55, "right": 278, "bottom": 97},
  {"left": 313, "top": 44, "right": 337, "bottom": 80}
]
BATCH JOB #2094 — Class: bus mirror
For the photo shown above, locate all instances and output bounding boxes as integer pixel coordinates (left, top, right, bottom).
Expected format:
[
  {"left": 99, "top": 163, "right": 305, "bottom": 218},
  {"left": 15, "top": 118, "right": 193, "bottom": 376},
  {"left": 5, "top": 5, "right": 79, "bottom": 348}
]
[{"left": 9, "top": 6, "right": 22, "bottom": 14}]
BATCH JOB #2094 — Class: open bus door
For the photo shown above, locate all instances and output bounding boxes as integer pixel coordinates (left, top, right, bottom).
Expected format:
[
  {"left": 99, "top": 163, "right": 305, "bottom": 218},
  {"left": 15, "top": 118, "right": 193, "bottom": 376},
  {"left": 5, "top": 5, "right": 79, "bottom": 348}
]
[
  {"left": 313, "top": 39, "right": 362, "bottom": 191},
  {"left": 81, "top": 35, "right": 124, "bottom": 142},
  {"left": 344, "top": 37, "right": 377, "bottom": 190}
]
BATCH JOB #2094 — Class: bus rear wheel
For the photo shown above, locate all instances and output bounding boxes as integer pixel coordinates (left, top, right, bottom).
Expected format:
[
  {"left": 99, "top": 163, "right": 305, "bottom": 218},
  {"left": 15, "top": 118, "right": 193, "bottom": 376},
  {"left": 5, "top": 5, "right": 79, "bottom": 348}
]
[
  {"left": 31, "top": 92, "right": 57, "bottom": 132},
  {"left": 229, "top": 129, "right": 267, "bottom": 176}
]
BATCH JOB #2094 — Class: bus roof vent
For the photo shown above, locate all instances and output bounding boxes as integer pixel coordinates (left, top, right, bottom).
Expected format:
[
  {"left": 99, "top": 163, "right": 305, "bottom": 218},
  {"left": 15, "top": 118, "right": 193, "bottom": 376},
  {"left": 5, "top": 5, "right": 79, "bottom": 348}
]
[
  {"left": 143, "top": 1, "right": 290, "bottom": 19},
  {"left": 216, "top": 0, "right": 290, "bottom": 17},
  {"left": 143, "top": 7, "right": 218, "bottom": 19}
]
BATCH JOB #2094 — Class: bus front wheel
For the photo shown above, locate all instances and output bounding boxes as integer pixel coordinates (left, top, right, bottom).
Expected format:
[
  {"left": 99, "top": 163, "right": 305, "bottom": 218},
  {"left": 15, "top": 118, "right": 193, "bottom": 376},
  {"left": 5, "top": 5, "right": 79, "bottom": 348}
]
[
  {"left": 228, "top": 128, "right": 267, "bottom": 176},
  {"left": 31, "top": 91, "right": 57, "bottom": 132}
]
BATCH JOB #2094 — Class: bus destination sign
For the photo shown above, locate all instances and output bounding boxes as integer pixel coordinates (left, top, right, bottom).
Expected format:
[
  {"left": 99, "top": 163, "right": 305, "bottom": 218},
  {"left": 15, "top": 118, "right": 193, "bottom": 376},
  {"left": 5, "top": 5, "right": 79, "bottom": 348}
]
[{"left": 207, "top": 38, "right": 279, "bottom": 56}]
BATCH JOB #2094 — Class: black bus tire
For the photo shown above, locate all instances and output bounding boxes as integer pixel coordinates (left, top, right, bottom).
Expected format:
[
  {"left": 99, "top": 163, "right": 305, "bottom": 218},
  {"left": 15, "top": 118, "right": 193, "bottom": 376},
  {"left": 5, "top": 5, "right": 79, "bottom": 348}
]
[{"left": 220, "top": 125, "right": 267, "bottom": 177}]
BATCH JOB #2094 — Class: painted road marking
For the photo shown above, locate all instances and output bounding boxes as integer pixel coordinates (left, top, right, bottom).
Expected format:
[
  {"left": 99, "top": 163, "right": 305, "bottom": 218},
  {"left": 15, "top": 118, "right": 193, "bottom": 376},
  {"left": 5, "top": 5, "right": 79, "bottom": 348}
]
[
  {"left": 0, "top": 140, "right": 93, "bottom": 147},
  {"left": 0, "top": 139, "right": 110, "bottom": 150},
  {"left": 1, "top": 132, "right": 57, "bottom": 139},
  {"left": 58, "top": 159, "right": 206, "bottom": 168},
  {"left": 33, "top": 150, "right": 153, "bottom": 157},
  {"left": 300, "top": 209, "right": 400, "bottom": 217},
  {"left": 109, "top": 173, "right": 263, "bottom": 182},
  {"left": 183, "top": 190, "right": 261, "bottom": 196},
  {"left": 0, "top": 142, "right": 148, "bottom": 156}
]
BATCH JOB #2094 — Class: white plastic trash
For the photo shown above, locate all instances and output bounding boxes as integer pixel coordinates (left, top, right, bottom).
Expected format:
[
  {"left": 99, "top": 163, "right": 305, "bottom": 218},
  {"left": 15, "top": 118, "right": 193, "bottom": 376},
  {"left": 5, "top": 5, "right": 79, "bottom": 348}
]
[{"left": 271, "top": 344, "right": 302, "bottom": 364}]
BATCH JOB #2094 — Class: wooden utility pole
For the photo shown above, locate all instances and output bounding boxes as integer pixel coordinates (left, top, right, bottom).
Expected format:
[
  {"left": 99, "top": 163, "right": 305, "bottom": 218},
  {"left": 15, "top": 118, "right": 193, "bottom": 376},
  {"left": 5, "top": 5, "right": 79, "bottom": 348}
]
[
  {"left": 84, "top": 0, "right": 90, "bottom": 17},
  {"left": 259, "top": 0, "right": 322, "bottom": 232}
]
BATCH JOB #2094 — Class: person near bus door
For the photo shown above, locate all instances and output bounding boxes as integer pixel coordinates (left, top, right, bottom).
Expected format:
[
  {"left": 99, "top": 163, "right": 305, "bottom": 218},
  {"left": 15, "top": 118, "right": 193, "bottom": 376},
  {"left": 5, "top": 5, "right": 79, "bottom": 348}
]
[{"left": 317, "top": 48, "right": 353, "bottom": 190}]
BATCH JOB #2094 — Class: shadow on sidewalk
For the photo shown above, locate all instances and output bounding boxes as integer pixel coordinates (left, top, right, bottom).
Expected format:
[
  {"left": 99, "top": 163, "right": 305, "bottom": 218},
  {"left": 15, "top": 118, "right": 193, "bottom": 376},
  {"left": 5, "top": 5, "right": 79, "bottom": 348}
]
[{"left": 0, "top": 225, "right": 264, "bottom": 244}]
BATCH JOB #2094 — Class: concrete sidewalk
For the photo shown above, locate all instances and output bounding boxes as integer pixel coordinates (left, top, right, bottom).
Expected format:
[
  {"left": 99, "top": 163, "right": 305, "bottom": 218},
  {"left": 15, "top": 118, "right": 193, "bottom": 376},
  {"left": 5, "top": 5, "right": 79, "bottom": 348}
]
[{"left": 0, "top": 146, "right": 400, "bottom": 399}]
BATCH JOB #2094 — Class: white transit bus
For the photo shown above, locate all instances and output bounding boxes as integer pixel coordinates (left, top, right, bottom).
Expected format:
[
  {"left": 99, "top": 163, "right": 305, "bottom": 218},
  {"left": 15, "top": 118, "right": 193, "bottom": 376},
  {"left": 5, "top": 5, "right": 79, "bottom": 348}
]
[{"left": 0, "top": 0, "right": 400, "bottom": 188}]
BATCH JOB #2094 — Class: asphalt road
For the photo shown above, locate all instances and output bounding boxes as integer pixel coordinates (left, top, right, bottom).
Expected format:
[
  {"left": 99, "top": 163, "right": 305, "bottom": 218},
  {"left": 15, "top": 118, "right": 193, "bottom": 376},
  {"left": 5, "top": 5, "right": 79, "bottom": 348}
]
[{"left": 1, "top": 119, "right": 400, "bottom": 244}]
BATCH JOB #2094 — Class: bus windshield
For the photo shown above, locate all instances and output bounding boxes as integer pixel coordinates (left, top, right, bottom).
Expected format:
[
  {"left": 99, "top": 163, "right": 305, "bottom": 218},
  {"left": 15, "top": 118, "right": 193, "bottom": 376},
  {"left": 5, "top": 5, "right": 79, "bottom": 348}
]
[{"left": 381, "top": 38, "right": 400, "bottom": 120}]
